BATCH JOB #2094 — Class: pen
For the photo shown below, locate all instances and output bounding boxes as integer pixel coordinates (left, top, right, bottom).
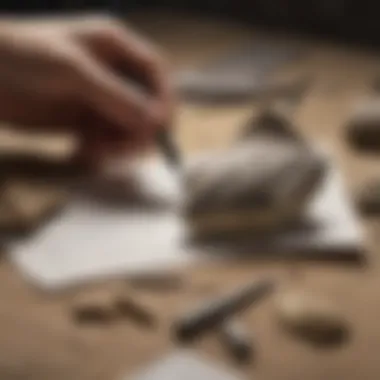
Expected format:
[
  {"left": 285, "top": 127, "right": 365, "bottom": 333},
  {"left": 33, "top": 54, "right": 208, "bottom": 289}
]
[{"left": 156, "top": 128, "right": 182, "bottom": 170}]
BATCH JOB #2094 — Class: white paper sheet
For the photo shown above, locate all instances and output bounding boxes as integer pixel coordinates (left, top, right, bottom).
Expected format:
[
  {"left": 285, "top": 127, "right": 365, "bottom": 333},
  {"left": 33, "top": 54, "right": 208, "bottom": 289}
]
[
  {"left": 280, "top": 166, "right": 360, "bottom": 250},
  {"left": 9, "top": 159, "right": 195, "bottom": 290},
  {"left": 122, "top": 351, "right": 244, "bottom": 380}
]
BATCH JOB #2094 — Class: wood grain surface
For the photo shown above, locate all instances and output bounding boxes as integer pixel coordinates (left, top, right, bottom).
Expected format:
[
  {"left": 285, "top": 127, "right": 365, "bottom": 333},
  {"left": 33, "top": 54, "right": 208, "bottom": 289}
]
[{"left": 1, "top": 11, "right": 380, "bottom": 380}]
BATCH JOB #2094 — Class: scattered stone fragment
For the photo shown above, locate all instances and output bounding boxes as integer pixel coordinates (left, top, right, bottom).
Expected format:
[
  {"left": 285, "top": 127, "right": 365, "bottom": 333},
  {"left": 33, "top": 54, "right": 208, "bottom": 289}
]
[
  {"left": 72, "top": 291, "right": 116, "bottom": 324},
  {"left": 115, "top": 297, "right": 157, "bottom": 329},
  {"left": 355, "top": 180, "right": 380, "bottom": 215},
  {"left": 276, "top": 290, "right": 349, "bottom": 347},
  {"left": 346, "top": 99, "right": 380, "bottom": 153},
  {"left": 239, "top": 103, "right": 302, "bottom": 141}
]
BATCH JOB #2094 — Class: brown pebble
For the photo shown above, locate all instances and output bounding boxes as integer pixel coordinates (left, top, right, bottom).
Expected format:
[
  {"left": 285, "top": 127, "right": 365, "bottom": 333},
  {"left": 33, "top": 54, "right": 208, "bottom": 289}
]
[
  {"left": 276, "top": 291, "right": 349, "bottom": 347},
  {"left": 240, "top": 103, "right": 301, "bottom": 142},
  {"left": 72, "top": 292, "right": 116, "bottom": 324},
  {"left": 355, "top": 180, "right": 380, "bottom": 215},
  {"left": 115, "top": 297, "right": 157, "bottom": 329},
  {"left": 346, "top": 100, "right": 380, "bottom": 153}
]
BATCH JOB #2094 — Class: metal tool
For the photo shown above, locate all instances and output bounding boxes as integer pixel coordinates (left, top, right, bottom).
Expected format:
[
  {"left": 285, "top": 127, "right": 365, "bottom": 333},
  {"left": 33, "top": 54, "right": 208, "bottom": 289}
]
[
  {"left": 122, "top": 69, "right": 182, "bottom": 170},
  {"left": 172, "top": 278, "right": 275, "bottom": 343},
  {"left": 156, "top": 128, "right": 182, "bottom": 170}
]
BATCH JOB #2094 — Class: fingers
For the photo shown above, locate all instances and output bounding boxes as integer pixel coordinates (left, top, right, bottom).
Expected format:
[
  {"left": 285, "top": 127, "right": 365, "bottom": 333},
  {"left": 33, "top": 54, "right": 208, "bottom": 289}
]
[
  {"left": 0, "top": 92, "right": 85, "bottom": 130},
  {"left": 0, "top": 90, "right": 146, "bottom": 168},
  {"left": 74, "top": 17, "right": 174, "bottom": 128},
  {"left": 102, "top": 24, "right": 173, "bottom": 123},
  {"left": 70, "top": 47, "right": 155, "bottom": 136},
  {"left": 113, "top": 27, "right": 174, "bottom": 127},
  {"left": 0, "top": 14, "right": 174, "bottom": 169},
  {"left": 76, "top": 121, "right": 145, "bottom": 168}
]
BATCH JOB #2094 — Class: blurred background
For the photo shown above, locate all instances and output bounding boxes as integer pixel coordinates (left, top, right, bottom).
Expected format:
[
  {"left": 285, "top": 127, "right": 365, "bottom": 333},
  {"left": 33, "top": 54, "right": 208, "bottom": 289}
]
[{"left": 3, "top": 0, "right": 380, "bottom": 47}]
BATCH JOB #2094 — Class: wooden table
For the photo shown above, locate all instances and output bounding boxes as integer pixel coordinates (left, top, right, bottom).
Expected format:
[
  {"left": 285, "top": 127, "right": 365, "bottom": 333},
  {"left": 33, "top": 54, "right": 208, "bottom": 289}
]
[{"left": 1, "top": 12, "right": 380, "bottom": 380}]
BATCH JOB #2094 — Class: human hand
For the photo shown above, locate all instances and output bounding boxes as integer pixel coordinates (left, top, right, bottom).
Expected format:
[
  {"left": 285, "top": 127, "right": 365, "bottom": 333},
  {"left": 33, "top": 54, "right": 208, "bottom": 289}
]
[{"left": 0, "top": 15, "right": 174, "bottom": 166}]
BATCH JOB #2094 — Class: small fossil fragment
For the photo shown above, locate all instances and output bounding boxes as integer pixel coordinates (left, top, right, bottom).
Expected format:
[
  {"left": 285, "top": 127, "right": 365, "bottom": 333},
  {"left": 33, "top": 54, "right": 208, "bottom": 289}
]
[
  {"left": 276, "top": 290, "right": 349, "bottom": 346},
  {"left": 239, "top": 103, "right": 302, "bottom": 141},
  {"left": 184, "top": 110, "right": 325, "bottom": 237},
  {"left": 346, "top": 99, "right": 380, "bottom": 153},
  {"left": 355, "top": 179, "right": 380, "bottom": 215},
  {"left": 115, "top": 297, "right": 157, "bottom": 329},
  {"left": 72, "top": 291, "right": 116, "bottom": 324}
]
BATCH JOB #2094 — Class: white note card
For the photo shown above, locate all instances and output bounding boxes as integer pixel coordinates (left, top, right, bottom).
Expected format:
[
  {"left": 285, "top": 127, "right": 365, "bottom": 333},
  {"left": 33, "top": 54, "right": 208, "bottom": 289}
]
[{"left": 9, "top": 159, "right": 195, "bottom": 290}]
